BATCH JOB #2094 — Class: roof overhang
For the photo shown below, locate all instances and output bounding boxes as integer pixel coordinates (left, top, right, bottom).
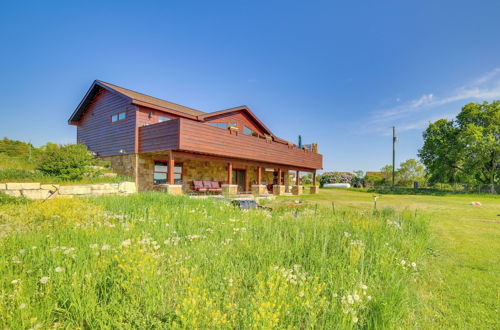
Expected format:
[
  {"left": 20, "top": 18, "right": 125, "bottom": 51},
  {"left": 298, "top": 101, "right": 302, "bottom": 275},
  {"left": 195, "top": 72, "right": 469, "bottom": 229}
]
[{"left": 197, "top": 106, "right": 274, "bottom": 136}]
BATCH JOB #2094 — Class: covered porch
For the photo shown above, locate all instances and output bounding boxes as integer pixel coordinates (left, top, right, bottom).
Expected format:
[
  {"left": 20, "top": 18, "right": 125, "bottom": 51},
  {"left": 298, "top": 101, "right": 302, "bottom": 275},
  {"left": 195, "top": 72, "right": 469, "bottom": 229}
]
[{"left": 135, "top": 150, "right": 319, "bottom": 196}]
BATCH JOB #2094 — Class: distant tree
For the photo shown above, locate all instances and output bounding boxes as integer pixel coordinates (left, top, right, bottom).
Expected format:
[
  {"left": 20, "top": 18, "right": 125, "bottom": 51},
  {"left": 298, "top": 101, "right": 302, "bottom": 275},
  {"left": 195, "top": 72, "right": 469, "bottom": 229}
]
[
  {"left": 364, "top": 172, "right": 385, "bottom": 187},
  {"left": 419, "top": 101, "right": 499, "bottom": 192},
  {"left": 351, "top": 170, "right": 364, "bottom": 187},
  {"left": 396, "top": 159, "right": 425, "bottom": 187},
  {"left": 380, "top": 165, "right": 394, "bottom": 185},
  {"left": 301, "top": 173, "right": 313, "bottom": 184}
]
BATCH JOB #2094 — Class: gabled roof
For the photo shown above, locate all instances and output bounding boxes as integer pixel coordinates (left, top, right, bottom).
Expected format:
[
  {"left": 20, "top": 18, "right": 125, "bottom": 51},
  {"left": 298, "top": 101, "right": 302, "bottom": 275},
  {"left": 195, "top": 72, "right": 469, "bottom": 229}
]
[
  {"left": 69, "top": 81, "right": 273, "bottom": 138},
  {"left": 197, "top": 105, "right": 273, "bottom": 136},
  {"left": 68, "top": 80, "right": 205, "bottom": 123}
]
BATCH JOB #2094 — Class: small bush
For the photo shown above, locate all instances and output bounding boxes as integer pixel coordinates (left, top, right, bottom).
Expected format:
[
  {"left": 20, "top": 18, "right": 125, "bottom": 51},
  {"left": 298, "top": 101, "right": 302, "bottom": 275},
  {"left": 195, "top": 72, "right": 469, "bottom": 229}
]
[{"left": 37, "top": 144, "right": 94, "bottom": 181}]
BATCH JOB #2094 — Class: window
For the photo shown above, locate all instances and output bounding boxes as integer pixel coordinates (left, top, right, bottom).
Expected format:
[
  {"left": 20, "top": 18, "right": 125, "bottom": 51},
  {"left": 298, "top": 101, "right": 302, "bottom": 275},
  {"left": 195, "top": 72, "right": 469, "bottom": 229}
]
[
  {"left": 207, "top": 122, "right": 237, "bottom": 129},
  {"left": 154, "top": 161, "right": 168, "bottom": 184},
  {"left": 244, "top": 126, "right": 255, "bottom": 135},
  {"left": 112, "top": 111, "right": 126, "bottom": 122},
  {"left": 173, "top": 164, "right": 183, "bottom": 182},
  {"left": 158, "top": 115, "right": 170, "bottom": 123},
  {"left": 153, "top": 161, "right": 183, "bottom": 184}
]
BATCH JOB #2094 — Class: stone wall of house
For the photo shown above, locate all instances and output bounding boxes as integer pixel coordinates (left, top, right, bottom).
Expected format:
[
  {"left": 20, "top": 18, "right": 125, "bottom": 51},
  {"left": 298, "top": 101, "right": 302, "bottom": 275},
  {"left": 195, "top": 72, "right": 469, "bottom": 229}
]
[
  {"left": 104, "top": 153, "right": 289, "bottom": 193},
  {"left": 102, "top": 154, "right": 136, "bottom": 177},
  {"left": 0, "top": 182, "right": 136, "bottom": 200}
]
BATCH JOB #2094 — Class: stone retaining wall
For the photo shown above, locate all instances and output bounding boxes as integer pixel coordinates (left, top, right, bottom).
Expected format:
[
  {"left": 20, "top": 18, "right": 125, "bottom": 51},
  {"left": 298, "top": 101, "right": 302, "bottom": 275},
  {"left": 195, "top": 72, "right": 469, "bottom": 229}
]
[{"left": 0, "top": 182, "right": 136, "bottom": 200}]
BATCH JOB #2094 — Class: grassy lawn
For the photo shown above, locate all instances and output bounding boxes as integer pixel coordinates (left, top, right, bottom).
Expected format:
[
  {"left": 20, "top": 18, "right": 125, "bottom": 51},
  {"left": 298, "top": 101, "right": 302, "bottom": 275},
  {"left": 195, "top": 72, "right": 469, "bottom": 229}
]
[
  {"left": 1, "top": 193, "right": 428, "bottom": 328},
  {"left": 273, "top": 188, "right": 500, "bottom": 328}
]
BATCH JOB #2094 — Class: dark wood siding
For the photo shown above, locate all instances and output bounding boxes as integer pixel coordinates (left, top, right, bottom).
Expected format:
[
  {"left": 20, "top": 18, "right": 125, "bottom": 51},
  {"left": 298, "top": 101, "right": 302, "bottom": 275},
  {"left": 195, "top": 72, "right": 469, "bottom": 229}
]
[
  {"left": 204, "top": 111, "right": 266, "bottom": 135},
  {"left": 139, "top": 119, "right": 180, "bottom": 153},
  {"left": 76, "top": 89, "right": 136, "bottom": 156}
]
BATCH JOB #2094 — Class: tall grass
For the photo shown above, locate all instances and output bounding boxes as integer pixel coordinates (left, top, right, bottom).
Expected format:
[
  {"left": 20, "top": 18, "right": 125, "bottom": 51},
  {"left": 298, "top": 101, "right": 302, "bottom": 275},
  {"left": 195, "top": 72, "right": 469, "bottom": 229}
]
[{"left": 0, "top": 193, "right": 428, "bottom": 328}]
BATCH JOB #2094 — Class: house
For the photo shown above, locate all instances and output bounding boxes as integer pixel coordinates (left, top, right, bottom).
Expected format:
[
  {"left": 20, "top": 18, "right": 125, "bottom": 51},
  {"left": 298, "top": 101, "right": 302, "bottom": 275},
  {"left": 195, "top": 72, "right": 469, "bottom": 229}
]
[{"left": 68, "top": 80, "right": 323, "bottom": 195}]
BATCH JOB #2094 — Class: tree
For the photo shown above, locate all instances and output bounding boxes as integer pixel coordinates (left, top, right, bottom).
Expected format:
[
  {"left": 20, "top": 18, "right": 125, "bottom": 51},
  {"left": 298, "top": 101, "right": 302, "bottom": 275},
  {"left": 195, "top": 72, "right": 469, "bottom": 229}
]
[
  {"left": 380, "top": 165, "right": 394, "bottom": 185},
  {"left": 396, "top": 159, "right": 425, "bottom": 187},
  {"left": 37, "top": 144, "right": 94, "bottom": 180},
  {"left": 418, "top": 101, "right": 499, "bottom": 192}
]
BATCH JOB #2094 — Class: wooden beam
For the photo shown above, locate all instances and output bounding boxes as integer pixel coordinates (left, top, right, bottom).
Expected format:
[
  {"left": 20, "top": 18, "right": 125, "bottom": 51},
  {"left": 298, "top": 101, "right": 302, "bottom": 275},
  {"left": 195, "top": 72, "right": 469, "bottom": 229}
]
[
  {"left": 168, "top": 150, "right": 317, "bottom": 172},
  {"left": 296, "top": 170, "right": 300, "bottom": 185},
  {"left": 228, "top": 162, "right": 233, "bottom": 184},
  {"left": 168, "top": 150, "right": 174, "bottom": 184},
  {"left": 312, "top": 170, "right": 317, "bottom": 185},
  {"left": 278, "top": 168, "right": 282, "bottom": 185},
  {"left": 257, "top": 166, "right": 262, "bottom": 185}
]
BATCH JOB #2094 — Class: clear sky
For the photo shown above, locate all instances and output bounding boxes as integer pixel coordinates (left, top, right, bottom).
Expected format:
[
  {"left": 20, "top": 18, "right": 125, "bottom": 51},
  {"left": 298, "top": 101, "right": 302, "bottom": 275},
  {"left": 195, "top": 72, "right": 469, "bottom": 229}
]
[{"left": 0, "top": 0, "right": 499, "bottom": 172}]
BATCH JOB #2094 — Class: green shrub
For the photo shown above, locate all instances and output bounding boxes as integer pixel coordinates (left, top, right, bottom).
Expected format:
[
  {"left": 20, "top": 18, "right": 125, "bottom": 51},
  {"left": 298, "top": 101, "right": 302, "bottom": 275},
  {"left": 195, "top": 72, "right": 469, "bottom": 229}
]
[{"left": 37, "top": 144, "right": 94, "bottom": 181}]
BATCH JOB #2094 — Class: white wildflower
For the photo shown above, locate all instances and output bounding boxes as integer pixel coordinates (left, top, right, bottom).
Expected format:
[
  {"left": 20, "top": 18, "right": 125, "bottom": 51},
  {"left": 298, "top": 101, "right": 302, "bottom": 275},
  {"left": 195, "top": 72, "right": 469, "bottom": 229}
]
[
  {"left": 55, "top": 267, "right": 64, "bottom": 273},
  {"left": 360, "top": 284, "right": 368, "bottom": 290},
  {"left": 344, "top": 232, "right": 350, "bottom": 238},
  {"left": 121, "top": 239, "right": 131, "bottom": 248},
  {"left": 11, "top": 279, "right": 20, "bottom": 285},
  {"left": 19, "top": 303, "right": 26, "bottom": 309},
  {"left": 18, "top": 249, "right": 26, "bottom": 254},
  {"left": 39, "top": 276, "right": 50, "bottom": 284},
  {"left": 352, "top": 316, "right": 358, "bottom": 323},
  {"left": 89, "top": 244, "right": 98, "bottom": 249},
  {"left": 101, "top": 244, "right": 110, "bottom": 250}
]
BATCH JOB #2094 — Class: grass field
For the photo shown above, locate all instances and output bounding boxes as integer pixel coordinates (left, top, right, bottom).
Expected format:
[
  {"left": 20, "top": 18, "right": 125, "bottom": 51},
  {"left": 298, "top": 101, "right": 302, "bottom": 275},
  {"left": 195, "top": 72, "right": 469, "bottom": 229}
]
[
  {"left": 272, "top": 188, "right": 500, "bottom": 328},
  {"left": 0, "top": 189, "right": 497, "bottom": 328},
  {"left": 0, "top": 193, "right": 428, "bottom": 328}
]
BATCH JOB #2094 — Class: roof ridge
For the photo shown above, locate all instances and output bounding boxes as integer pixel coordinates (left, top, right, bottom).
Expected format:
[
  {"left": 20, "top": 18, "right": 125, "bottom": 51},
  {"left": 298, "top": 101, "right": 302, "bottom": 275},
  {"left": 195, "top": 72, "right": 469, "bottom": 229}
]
[{"left": 96, "top": 80, "right": 205, "bottom": 114}]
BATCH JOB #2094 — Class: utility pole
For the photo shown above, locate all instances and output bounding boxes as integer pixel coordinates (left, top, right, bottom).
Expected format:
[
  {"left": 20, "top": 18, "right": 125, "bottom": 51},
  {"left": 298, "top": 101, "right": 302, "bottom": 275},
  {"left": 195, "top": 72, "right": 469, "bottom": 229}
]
[{"left": 392, "top": 126, "right": 397, "bottom": 187}]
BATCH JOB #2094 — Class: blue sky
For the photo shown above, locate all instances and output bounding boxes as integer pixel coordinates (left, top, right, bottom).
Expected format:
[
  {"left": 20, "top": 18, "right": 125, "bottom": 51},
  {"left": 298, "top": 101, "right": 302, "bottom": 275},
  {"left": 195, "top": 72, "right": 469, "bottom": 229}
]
[{"left": 0, "top": 0, "right": 499, "bottom": 172}]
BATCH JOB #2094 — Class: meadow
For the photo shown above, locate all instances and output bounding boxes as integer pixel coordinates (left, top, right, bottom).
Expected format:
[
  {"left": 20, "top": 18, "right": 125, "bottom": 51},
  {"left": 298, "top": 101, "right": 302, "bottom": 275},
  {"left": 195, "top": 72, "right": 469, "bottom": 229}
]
[
  {"left": 273, "top": 188, "right": 500, "bottom": 328},
  {"left": 0, "top": 193, "right": 428, "bottom": 328}
]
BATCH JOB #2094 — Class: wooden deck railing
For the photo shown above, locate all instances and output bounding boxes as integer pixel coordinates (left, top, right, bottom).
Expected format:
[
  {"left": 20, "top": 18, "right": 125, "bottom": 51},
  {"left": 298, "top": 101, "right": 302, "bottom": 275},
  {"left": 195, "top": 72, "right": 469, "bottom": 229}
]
[{"left": 139, "top": 118, "right": 323, "bottom": 170}]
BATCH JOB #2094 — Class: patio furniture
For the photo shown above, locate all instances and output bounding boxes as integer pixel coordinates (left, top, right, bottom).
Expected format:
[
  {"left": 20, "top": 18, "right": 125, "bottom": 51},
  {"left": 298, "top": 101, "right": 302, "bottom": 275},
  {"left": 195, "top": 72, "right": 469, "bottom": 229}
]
[{"left": 193, "top": 180, "right": 208, "bottom": 193}]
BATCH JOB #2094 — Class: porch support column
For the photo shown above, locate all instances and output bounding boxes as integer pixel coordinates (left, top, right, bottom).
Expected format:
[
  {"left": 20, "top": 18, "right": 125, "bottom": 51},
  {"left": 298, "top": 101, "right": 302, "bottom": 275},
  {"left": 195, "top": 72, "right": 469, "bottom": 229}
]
[
  {"left": 222, "top": 162, "right": 237, "bottom": 195},
  {"left": 257, "top": 166, "right": 262, "bottom": 185},
  {"left": 227, "top": 162, "right": 233, "bottom": 184},
  {"left": 252, "top": 166, "right": 266, "bottom": 196},
  {"left": 310, "top": 170, "right": 319, "bottom": 194},
  {"left": 278, "top": 168, "right": 282, "bottom": 185},
  {"left": 292, "top": 170, "right": 303, "bottom": 195},
  {"left": 168, "top": 150, "right": 174, "bottom": 185}
]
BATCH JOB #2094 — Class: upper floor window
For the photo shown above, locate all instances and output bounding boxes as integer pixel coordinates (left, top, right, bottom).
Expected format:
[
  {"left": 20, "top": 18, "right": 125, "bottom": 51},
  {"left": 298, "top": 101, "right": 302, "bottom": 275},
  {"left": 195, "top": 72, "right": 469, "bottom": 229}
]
[
  {"left": 112, "top": 111, "right": 126, "bottom": 122},
  {"left": 158, "top": 115, "right": 170, "bottom": 123},
  {"left": 244, "top": 126, "right": 256, "bottom": 135},
  {"left": 208, "top": 122, "right": 237, "bottom": 129}
]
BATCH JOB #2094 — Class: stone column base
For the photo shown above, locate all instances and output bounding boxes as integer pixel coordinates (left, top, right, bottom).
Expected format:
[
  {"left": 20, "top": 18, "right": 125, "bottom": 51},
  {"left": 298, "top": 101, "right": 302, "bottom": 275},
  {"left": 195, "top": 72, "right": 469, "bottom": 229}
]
[
  {"left": 292, "top": 185, "right": 303, "bottom": 195},
  {"left": 158, "top": 184, "right": 183, "bottom": 195},
  {"left": 309, "top": 185, "right": 320, "bottom": 194},
  {"left": 273, "top": 185, "right": 286, "bottom": 195},
  {"left": 222, "top": 184, "right": 238, "bottom": 195},
  {"left": 252, "top": 184, "right": 267, "bottom": 196}
]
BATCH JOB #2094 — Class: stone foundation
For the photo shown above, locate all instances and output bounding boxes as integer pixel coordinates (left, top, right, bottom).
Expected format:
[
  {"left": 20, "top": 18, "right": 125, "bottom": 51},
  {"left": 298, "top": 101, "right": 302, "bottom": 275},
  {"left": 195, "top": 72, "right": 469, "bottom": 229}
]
[
  {"left": 251, "top": 184, "right": 267, "bottom": 196},
  {"left": 273, "top": 185, "right": 286, "bottom": 195},
  {"left": 0, "top": 182, "right": 136, "bottom": 200},
  {"left": 222, "top": 184, "right": 238, "bottom": 195},
  {"left": 156, "top": 184, "right": 183, "bottom": 195},
  {"left": 292, "top": 185, "right": 303, "bottom": 195},
  {"left": 309, "top": 185, "right": 320, "bottom": 194}
]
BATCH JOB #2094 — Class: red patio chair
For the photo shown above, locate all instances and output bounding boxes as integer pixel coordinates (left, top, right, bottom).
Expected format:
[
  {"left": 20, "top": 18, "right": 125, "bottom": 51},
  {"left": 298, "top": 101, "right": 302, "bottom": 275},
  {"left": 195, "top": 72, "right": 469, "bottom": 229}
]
[
  {"left": 209, "top": 181, "right": 222, "bottom": 194},
  {"left": 193, "top": 180, "right": 207, "bottom": 193}
]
